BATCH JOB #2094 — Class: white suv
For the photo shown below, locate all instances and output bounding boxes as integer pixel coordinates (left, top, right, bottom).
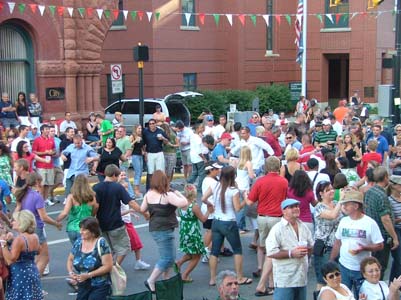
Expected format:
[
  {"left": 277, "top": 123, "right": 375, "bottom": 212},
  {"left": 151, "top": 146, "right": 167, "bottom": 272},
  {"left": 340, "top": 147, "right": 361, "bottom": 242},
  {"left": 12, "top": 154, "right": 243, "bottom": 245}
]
[{"left": 105, "top": 91, "right": 202, "bottom": 131}]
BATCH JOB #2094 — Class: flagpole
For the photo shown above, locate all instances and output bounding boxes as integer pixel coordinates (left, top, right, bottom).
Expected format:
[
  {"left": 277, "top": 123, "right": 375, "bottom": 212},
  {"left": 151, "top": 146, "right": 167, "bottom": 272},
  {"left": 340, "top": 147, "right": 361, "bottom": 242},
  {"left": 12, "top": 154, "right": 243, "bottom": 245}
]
[{"left": 301, "top": 0, "right": 307, "bottom": 96}]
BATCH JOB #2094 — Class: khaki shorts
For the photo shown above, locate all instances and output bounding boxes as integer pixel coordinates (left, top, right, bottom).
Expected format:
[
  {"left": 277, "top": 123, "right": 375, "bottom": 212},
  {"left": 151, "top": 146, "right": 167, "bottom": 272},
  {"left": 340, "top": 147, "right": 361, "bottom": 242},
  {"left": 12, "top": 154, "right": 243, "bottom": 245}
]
[
  {"left": 37, "top": 168, "right": 55, "bottom": 186},
  {"left": 54, "top": 167, "right": 64, "bottom": 185},
  {"left": 180, "top": 149, "right": 191, "bottom": 165},
  {"left": 102, "top": 225, "right": 131, "bottom": 257},
  {"left": 257, "top": 215, "right": 281, "bottom": 247}
]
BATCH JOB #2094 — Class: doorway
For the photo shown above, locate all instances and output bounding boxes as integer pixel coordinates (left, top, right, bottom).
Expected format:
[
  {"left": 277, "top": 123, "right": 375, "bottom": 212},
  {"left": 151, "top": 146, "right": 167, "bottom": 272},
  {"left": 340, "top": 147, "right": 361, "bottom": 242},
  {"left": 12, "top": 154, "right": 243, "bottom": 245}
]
[{"left": 326, "top": 54, "right": 349, "bottom": 107}]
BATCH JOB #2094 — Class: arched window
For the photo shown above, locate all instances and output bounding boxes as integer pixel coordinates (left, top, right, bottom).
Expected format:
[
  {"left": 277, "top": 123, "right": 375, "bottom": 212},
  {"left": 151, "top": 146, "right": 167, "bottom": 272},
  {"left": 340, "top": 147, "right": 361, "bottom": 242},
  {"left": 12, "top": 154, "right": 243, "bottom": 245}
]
[{"left": 0, "top": 24, "right": 34, "bottom": 103}]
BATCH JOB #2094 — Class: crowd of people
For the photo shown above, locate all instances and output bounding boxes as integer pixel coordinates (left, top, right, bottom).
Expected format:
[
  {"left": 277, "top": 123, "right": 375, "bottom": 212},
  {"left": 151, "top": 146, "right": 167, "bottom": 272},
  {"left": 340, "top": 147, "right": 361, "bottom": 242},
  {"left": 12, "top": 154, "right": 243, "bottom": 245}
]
[{"left": 0, "top": 89, "right": 401, "bottom": 300}]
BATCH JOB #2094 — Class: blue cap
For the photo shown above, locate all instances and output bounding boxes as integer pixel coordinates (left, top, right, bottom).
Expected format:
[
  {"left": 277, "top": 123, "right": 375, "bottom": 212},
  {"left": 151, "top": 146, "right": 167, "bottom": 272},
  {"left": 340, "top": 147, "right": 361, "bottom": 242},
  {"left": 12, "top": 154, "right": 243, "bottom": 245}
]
[
  {"left": 206, "top": 115, "right": 214, "bottom": 121},
  {"left": 281, "top": 199, "right": 300, "bottom": 210}
]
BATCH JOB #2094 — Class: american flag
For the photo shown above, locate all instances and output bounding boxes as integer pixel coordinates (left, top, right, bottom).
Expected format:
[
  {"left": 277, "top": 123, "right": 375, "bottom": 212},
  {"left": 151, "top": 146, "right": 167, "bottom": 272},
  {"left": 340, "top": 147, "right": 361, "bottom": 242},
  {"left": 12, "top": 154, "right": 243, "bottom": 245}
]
[{"left": 295, "top": 0, "right": 303, "bottom": 64}]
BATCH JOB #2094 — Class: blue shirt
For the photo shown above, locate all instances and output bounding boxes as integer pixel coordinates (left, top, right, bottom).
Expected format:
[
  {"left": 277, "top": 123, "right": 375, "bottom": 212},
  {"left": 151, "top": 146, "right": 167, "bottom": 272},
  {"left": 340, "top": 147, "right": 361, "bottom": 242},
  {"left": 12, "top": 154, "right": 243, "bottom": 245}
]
[
  {"left": 0, "top": 180, "right": 10, "bottom": 213},
  {"left": 143, "top": 128, "right": 167, "bottom": 153},
  {"left": 212, "top": 143, "right": 227, "bottom": 165},
  {"left": 53, "top": 136, "right": 61, "bottom": 168},
  {"left": 27, "top": 131, "right": 41, "bottom": 142},
  {"left": 0, "top": 101, "right": 16, "bottom": 119},
  {"left": 367, "top": 135, "right": 389, "bottom": 162},
  {"left": 62, "top": 143, "right": 97, "bottom": 179}
]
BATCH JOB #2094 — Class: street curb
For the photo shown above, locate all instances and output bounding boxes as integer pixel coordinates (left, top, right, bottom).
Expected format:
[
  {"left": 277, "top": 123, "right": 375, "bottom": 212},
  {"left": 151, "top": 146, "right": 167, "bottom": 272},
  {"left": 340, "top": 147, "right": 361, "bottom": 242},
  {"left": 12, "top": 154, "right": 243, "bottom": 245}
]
[{"left": 53, "top": 173, "right": 185, "bottom": 196}]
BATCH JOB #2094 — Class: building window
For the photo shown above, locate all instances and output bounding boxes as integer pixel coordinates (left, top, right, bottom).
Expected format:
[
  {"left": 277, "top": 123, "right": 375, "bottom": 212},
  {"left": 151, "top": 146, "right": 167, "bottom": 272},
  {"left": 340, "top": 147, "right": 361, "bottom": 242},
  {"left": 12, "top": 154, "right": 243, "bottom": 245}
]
[
  {"left": 325, "top": 0, "right": 349, "bottom": 28},
  {"left": 112, "top": 0, "right": 124, "bottom": 27},
  {"left": 181, "top": 0, "right": 195, "bottom": 26},
  {"left": 183, "top": 73, "right": 197, "bottom": 91},
  {"left": 0, "top": 24, "right": 35, "bottom": 102},
  {"left": 266, "top": 0, "right": 273, "bottom": 51},
  {"left": 106, "top": 74, "right": 125, "bottom": 105}
]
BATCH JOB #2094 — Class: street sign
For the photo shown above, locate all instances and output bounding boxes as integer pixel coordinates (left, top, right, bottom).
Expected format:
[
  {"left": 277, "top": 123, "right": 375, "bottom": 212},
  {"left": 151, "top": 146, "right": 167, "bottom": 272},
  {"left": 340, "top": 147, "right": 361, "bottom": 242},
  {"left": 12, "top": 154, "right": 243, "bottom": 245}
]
[
  {"left": 110, "top": 64, "right": 122, "bottom": 81},
  {"left": 111, "top": 64, "right": 123, "bottom": 94}
]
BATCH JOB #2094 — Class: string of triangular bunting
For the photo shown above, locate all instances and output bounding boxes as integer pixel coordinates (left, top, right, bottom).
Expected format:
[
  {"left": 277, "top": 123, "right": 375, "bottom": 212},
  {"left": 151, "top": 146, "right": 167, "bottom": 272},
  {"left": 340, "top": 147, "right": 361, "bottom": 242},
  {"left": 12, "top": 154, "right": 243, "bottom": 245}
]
[{"left": 0, "top": 1, "right": 395, "bottom": 27}]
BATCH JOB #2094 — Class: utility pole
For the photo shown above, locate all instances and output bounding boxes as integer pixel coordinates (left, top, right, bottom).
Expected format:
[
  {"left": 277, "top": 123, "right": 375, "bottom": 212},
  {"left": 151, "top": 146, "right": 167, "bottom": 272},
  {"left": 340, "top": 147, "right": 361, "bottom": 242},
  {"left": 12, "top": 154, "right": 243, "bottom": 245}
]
[{"left": 394, "top": 0, "right": 401, "bottom": 124}]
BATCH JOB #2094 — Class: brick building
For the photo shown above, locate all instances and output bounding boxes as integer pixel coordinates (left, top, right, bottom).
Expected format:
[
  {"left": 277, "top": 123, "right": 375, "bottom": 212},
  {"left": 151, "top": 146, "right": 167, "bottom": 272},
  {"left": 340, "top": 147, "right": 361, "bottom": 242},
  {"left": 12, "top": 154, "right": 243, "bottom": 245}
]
[{"left": 0, "top": 0, "right": 395, "bottom": 120}]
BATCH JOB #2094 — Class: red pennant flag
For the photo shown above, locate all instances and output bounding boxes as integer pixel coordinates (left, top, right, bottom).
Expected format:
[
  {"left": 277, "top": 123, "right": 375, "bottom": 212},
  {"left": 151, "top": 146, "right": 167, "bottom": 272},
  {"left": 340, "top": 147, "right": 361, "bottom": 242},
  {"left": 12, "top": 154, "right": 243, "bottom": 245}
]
[
  {"left": 361, "top": 12, "right": 367, "bottom": 17},
  {"left": 275, "top": 15, "right": 281, "bottom": 25},
  {"left": 199, "top": 13, "right": 205, "bottom": 25},
  {"left": 113, "top": 9, "right": 119, "bottom": 20},
  {"left": 238, "top": 14, "right": 245, "bottom": 26},
  {"left": 29, "top": 3, "right": 37, "bottom": 13},
  {"left": 138, "top": 10, "right": 144, "bottom": 21},
  {"left": 87, "top": 7, "right": 93, "bottom": 18},
  {"left": 57, "top": 6, "right": 65, "bottom": 16},
  {"left": 335, "top": 13, "right": 341, "bottom": 24}
]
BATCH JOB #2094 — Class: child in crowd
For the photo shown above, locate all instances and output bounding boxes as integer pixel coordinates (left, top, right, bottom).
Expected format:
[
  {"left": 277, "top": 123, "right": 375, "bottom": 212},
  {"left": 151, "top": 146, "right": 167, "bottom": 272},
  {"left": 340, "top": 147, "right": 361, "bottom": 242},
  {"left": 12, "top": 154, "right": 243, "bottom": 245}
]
[{"left": 175, "top": 184, "right": 209, "bottom": 282}]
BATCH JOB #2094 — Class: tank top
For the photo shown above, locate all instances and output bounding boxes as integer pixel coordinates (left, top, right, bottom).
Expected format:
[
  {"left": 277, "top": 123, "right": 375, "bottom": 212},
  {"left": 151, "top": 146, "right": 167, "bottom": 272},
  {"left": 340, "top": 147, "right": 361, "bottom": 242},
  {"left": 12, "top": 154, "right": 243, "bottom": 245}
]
[
  {"left": 318, "top": 284, "right": 355, "bottom": 300},
  {"left": 87, "top": 122, "right": 98, "bottom": 136},
  {"left": 236, "top": 168, "right": 250, "bottom": 191},
  {"left": 147, "top": 194, "right": 178, "bottom": 232},
  {"left": 66, "top": 203, "right": 93, "bottom": 232}
]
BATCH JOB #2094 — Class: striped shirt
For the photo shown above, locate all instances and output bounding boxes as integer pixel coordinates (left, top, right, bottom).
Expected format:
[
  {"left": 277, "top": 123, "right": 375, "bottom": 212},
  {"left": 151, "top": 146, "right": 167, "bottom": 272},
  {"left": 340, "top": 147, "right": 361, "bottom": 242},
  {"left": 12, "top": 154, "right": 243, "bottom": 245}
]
[
  {"left": 314, "top": 130, "right": 338, "bottom": 145},
  {"left": 389, "top": 196, "right": 401, "bottom": 229}
]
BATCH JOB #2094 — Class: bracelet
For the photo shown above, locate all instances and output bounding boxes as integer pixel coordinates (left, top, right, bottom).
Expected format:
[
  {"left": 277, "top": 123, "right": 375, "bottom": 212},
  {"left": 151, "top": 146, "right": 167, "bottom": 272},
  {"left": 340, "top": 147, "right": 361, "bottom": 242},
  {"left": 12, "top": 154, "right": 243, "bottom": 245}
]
[
  {"left": 288, "top": 250, "right": 292, "bottom": 258},
  {"left": 69, "top": 271, "right": 74, "bottom": 275}
]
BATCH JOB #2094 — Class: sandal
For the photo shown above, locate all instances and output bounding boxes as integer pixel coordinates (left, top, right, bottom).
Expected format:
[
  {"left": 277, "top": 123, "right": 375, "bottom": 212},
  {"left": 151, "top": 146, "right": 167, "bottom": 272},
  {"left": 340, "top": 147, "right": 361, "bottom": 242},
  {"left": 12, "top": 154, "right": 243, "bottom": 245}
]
[
  {"left": 238, "top": 277, "right": 252, "bottom": 285},
  {"left": 255, "top": 288, "right": 274, "bottom": 296},
  {"left": 182, "top": 278, "right": 193, "bottom": 283}
]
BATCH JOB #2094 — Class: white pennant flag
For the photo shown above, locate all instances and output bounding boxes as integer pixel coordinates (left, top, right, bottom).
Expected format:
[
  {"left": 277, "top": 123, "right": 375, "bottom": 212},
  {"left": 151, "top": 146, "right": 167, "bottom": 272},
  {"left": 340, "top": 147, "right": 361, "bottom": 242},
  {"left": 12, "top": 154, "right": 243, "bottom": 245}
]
[
  {"left": 185, "top": 13, "right": 191, "bottom": 26},
  {"left": 96, "top": 9, "right": 103, "bottom": 19},
  {"left": 146, "top": 12, "right": 152, "bottom": 22},
  {"left": 262, "top": 15, "right": 270, "bottom": 27},
  {"left": 123, "top": 10, "right": 128, "bottom": 20},
  {"left": 38, "top": 5, "right": 45, "bottom": 16},
  {"left": 226, "top": 14, "right": 233, "bottom": 26},
  {"left": 67, "top": 7, "right": 73, "bottom": 17},
  {"left": 350, "top": 12, "right": 358, "bottom": 20},
  {"left": 326, "top": 14, "right": 334, "bottom": 24},
  {"left": 8, "top": 2, "right": 15, "bottom": 14}
]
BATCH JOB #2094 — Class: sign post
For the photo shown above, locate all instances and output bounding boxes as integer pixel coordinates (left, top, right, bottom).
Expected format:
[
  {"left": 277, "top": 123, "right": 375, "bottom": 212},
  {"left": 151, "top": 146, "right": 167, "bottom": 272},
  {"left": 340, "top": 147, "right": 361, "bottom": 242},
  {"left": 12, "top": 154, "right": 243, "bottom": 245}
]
[{"left": 110, "top": 64, "right": 123, "bottom": 94}]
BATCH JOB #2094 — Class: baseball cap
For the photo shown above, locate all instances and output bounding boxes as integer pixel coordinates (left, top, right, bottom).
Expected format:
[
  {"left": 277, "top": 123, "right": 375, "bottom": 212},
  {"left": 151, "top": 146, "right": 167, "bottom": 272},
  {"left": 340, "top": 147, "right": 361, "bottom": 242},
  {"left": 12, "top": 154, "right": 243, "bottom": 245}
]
[
  {"left": 206, "top": 115, "right": 214, "bottom": 122},
  {"left": 221, "top": 132, "right": 233, "bottom": 140},
  {"left": 280, "top": 119, "right": 289, "bottom": 126},
  {"left": 50, "top": 116, "right": 56, "bottom": 121},
  {"left": 322, "top": 119, "right": 331, "bottom": 126},
  {"left": 281, "top": 199, "right": 300, "bottom": 210},
  {"left": 390, "top": 175, "right": 401, "bottom": 185},
  {"left": 340, "top": 189, "right": 364, "bottom": 205},
  {"left": 204, "top": 162, "right": 223, "bottom": 171}
]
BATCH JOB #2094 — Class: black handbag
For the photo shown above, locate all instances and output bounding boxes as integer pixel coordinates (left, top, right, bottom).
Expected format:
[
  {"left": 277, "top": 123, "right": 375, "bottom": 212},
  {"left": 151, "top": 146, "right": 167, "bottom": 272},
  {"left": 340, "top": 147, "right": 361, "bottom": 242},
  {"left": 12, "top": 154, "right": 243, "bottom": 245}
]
[{"left": 313, "top": 239, "right": 326, "bottom": 256}]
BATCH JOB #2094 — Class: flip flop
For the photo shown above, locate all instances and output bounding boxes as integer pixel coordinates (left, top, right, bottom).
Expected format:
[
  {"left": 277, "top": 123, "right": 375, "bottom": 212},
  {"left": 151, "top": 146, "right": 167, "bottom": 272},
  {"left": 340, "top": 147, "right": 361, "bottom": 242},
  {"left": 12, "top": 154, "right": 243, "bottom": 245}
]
[
  {"left": 238, "top": 277, "right": 252, "bottom": 285},
  {"left": 209, "top": 282, "right": 216, "bottom": 286},
  {"left": 255, "top": 288, "right": 274, "bottom": 297},
  {"left": 182, "top": 278, "right": 193, "bottom": 284}
]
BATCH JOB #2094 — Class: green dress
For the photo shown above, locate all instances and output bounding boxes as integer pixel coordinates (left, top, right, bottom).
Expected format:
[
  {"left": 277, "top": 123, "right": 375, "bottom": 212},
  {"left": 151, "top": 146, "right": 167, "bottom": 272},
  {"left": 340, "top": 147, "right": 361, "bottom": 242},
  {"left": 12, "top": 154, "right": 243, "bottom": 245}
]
[
  {"left": 66, "top": 203, "right": 93, "bottom": 232},
  {"left": 178, "top": 203, "right": 206, "bottom": 255},
  {"left": 0, "top": 155, "right": 12, "bottom": 186}
]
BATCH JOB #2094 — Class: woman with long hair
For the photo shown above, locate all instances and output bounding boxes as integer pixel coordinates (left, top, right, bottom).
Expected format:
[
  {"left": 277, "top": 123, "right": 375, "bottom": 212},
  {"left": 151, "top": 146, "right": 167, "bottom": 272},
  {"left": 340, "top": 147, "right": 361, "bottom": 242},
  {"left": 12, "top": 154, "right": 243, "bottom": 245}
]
[
  {"left": 320, "top": 152, "right": 341, "bottom": 184},
  {"left": 337, "top": 133, "right": 361, "bottom": 169},
  {"left": 287, "top": 170, "right": 317, "bottom": 233},
  {"left": 15, "top": 92, "right": 32, "bottom": 127},
  {"left": 280, "top": 148, "right": 303, "bottom": 182},
  {"left": 160, "top": 123, "right": 179, "bottom": 182},
  {"left": 56, "top": 174, "right": 98, "bottom": 245},
  {"left": 314, "top": 181, "right": 342, "bottom": 291},
  {"left": 130, "top": 124, "right": 145, "bottom": 198},
  {"left": 202, "top": 166, "right": 251, "bottom": 286},
  {"left": 86, "top": 112, "right": 100, "bottom": 143},
  {"left": 0, "top": 142, "right": 12, "bottom": 187},
  {"left": 13, "top": 140, "right": 47, "bottom": 173},
  {"left": 14, "top": 173, "right": 62, "bottom": 276},
  {"left": 140, "top": 170, "right": 187, "bottom": 293}
]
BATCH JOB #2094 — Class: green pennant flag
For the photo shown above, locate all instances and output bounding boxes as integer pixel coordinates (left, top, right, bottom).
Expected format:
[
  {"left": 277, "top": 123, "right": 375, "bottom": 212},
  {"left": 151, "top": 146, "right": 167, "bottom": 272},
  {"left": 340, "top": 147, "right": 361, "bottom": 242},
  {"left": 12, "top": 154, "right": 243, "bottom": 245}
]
[
  {"left": 77, "top": 7, "right": 85, "bottom": 17},
  {"left": 104, "top": 10, "right": 111, "bottom": 19},
  {"left": 250, "top": 15, "right": 257, "bottom": 26},
  {"left": 316, "top": 14, "right": 323, "bottom": 24},
  {"left": 213, "top": 14, "right": 220, "bottom": 26},
  {"left": 285, "top": 15, "right": 291, "bottom": 25},
  {"left": 343, "top": 13, "right": 349, "bottom": 20},
  {"left": 48, "top": 5, "right": 56, "bottom": 16},
  {"left": 18, "top": 3, "right": 25, "bottom": 14},
  {"left": 155, "top": 12, "right": 160, "bottom": 21},
  {"left": 130, "top": 11, "right": 137, "bottom": 21}
]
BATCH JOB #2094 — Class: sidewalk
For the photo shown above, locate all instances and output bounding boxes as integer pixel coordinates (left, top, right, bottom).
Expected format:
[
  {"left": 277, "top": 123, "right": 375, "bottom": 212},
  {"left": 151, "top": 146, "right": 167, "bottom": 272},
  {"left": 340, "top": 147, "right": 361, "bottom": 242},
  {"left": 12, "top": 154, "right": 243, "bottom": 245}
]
[{"left": 52, "top": 172, "right": 185, "bottom": 196}]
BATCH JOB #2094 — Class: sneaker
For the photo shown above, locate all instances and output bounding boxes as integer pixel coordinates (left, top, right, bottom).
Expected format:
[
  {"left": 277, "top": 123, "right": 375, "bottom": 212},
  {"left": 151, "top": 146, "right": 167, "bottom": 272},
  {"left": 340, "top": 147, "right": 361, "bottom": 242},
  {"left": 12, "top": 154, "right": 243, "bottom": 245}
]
[
  {"left": 135, "top": 260, "right": 150, "bottom": 270},
  {"left": 45, "top": 199, "right": 55, "bottom": 207},
  {"left": 201, "top": 255, "right": 209, "bottom": 263},
  {"left": 43, "top": 264, "right": 50, "bottom": 276}
]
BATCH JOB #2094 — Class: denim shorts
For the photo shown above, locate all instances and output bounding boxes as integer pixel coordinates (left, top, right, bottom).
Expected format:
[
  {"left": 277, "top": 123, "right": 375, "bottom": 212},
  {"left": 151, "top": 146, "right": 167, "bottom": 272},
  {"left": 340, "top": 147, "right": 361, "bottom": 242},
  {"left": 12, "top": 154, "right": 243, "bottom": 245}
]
[
  {"left": 36, "top": 227, "right": 47, "bottom": 244},
  {"left": 274, "top": 286, "right": 306, "bottom": 300},
  {"left": 211, "top": 220, "right": 242, "bottom": 256},
  {"left": 151, "top": 229, "right": 176, "bottom": 271}
]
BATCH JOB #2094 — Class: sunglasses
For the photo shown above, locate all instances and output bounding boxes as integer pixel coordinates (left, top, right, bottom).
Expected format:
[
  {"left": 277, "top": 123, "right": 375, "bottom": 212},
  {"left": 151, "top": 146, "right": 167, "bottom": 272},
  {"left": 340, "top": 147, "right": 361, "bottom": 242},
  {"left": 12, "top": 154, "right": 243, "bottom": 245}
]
[
  {"left": 286, "top": 136, "right": 293, "bottom": 139},
  {"left": 149, "top": 122, "right": 156, "bottom": 125},
  {"left": 326, "top": 271, "right": 341, "bottom": 280}
]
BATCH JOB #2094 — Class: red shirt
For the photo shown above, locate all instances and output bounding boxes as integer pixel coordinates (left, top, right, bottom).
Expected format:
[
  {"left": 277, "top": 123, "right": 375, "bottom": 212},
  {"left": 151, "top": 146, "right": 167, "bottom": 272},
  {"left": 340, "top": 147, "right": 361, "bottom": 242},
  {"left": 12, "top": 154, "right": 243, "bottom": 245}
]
[
  {"left": 248, "top": 173, "right": 288, "bottom": 217},
  {"left": 32, "top": 136, "right": 55, "bottom": 169},
  {"left": 13, "top": 152, "right": 35, "bottom": 172},
  {"left": 298, "top": 144, "right": 316, "bottom": 169},
  {"left": 264, "top": 132, "right": 282, "bottom": 157},
  {"left": 357, "top": 152, "right": 382, "bottom": 178}
]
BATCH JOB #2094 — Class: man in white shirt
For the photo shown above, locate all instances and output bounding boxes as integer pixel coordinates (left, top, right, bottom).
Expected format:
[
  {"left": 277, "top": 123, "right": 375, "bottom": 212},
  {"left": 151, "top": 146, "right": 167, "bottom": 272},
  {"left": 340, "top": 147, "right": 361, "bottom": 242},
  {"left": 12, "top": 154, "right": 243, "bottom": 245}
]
[
  {"left": 204, "top": 115, "right": 216, "bottom": 137},
  {"left": 231, "top": 126, "right": 274, "bottom": 176},
  {"left": 214, "top": 115, "right": 227, "bottom": 142},
  {"left": 175, "top": 120, "right": 193, "bottom": 181},
  {"left": 329, "top": 114, "right": 343, "bottom": 136},
  {"left": 187, "top": 124, "right": 207, "bottom": 193},
  {"left": 11, "top": 125, "right": 30, "bottom": 153},
  {"left": 59, "top": 112, "right": 77, "bottom": 134},
  {"left": 306, "top": 158, "right": 330, "bottom": 197}
]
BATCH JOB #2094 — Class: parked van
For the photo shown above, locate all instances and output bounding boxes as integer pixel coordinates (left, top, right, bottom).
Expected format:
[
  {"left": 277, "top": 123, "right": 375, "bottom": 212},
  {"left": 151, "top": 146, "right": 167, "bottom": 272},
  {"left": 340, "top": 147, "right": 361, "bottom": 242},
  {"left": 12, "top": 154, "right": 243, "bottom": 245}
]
[{"left": 105, "top": 91, "right": 202, "bottom": 131}]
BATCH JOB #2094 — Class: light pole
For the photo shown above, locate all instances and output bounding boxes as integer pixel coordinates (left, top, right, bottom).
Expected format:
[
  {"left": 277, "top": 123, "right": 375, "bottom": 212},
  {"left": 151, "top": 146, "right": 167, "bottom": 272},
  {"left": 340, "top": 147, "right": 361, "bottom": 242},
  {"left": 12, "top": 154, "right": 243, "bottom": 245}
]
[{"left": 133, "top": 43, "right": 149, "bottom": 127}]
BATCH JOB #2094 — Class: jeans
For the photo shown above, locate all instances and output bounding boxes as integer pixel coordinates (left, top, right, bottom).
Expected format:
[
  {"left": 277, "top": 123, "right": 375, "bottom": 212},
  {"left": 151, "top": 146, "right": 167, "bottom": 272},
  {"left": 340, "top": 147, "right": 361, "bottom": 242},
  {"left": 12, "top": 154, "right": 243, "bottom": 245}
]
[
  {"left": 151, "top": 229, "right": 176, "bottom": 271},
  {"left": 86, "top": 135, "right": 100, "bottom": 142},
  {"left": 65, "top": 175, "right": 75, "bottom": 198},
  {"left": 390, "top": 228, "right": 401, "bottom": 281},
  {"left": 187, "top": 161, "right": 205, "bottom": 192},
  {"left": 132, "top": 155, "right": 143, "bottom": 185},
  {"left": 313, "top": 247, "right": 332, "bottom": 284},
  {"left": 373, "top": 238, "right": 391, "bottom": 280},
  {"left": 67, "top": 231, "right": 81, "bottom": 245},
  {"left": 339, "top": 263, "right": 363, "bottom": 299},
  {"left": 273, "top": 286, "right": 306, "bottom": 300},
  {"left": 97, "top": 174, "right": 105, "bottom": 182},
  {"left": 211, "top": 220, "right": 242, "bottom": 256},
  {"left": 77, "top": 280, "right": 111, "bottom": 300},
  {"left": 120, "top": 165, "right": 134, "bottom": 198}
]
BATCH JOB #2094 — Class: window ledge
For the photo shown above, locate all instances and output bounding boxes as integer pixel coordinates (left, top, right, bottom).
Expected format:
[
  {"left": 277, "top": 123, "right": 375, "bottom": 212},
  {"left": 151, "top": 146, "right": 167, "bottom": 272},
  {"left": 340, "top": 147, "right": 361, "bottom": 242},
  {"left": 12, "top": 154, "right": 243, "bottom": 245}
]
[
  {"left": 265, "top": 50, "right": 280, "bottom": 57},
  {"left": 320, "top": 27, "right": 351, "bottom": 33},
  {"left": 110, "top": 25, "right": 127, "bottom": 31},
  {"left": 180, "top": 25, "right": 200, "bottom": 31}
]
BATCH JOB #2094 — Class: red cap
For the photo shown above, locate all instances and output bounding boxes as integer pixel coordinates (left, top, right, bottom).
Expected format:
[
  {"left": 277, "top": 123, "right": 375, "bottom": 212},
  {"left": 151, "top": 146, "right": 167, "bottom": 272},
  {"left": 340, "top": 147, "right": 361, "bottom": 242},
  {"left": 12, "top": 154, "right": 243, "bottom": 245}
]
[{"left": 221, "top": 132, "right": 233, "bottom": 140}]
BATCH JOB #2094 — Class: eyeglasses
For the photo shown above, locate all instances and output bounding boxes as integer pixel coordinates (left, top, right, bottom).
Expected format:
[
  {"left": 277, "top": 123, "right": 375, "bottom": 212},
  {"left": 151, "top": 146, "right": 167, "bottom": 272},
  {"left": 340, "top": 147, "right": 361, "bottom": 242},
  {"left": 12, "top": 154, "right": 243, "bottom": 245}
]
[
  {"left": 149, "top": 122, "right": 156, "bottom": 125},
  {"left": 326, "top": 271, "right": 341, "bottom": 280},
  {"left": 397, "top": 129, "right": 401, "bottom": 132},
  {"left": 286, "top": 136, "right": 293, "bottom": 139},
  {"left": 253, "top": 116, "right": 259, "bottom": 119},
  {"left": 365, "top": 268, "right": 381, "bottom": 274}
]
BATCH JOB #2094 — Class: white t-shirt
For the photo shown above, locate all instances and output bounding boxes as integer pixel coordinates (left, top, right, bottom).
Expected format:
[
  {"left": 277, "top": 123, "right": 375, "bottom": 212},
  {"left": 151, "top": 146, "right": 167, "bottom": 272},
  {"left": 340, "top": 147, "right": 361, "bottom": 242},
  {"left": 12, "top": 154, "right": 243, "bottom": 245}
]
[
  {"left": 214, "top": 124, "right": 225, "bottom": 141},
  {"left": 359, "top": 281, "right": 389, "bottom": 300},
  {"left": 201, "top": 177, "right": 218, "bottom": 219},
  {"left": 204, "top": 125, "right": 215, "bottom": 137},
  {"left": 212, "top": 184, "right": 239, "bottom": 221},
  {"left": 189, "top": 133, "right": 203, "bottom": 164},
  {"left": 335, "top": 215, "right": 384, "bottom": 271},
  {"left": 11, "top": 137, "right": 31, "bottom": 152},
  {"left": 120, "top": 202, "right": 131, "bottom": 224},
  {"left": 307, "top": 170, "right": 330, "bottom": 197}
]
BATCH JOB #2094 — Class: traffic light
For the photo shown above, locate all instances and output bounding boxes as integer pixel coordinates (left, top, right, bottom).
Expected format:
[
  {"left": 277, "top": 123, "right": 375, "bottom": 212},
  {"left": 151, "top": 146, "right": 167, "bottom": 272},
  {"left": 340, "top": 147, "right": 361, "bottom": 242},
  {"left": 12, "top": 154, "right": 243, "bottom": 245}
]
[
  {"left": 329, "top": 0, "right": 342, "bottom": 7},
  {"left": 368, "top": 0, "right": 384, "bottom": 9}
]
